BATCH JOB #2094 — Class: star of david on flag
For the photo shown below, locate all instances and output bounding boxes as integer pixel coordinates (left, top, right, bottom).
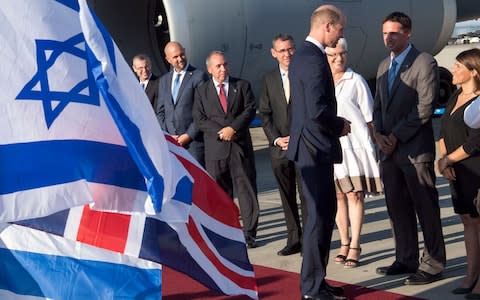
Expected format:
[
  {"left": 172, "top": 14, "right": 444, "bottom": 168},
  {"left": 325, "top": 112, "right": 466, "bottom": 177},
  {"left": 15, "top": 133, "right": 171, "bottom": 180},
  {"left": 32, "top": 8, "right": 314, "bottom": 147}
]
[
  {"left": 0, "top": 0, "right": 193, "bottom": 224},
  {"left": 16, "top": 33, "right": 100, "bottom": 128}
]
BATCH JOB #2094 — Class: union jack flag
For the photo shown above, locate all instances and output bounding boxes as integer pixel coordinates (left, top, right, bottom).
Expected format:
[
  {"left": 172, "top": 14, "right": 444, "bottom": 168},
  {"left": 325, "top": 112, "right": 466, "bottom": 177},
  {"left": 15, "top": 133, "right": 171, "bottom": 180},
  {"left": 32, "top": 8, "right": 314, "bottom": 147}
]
[{"left": 15, "top": 136, "right": 258, "bottom": 299}]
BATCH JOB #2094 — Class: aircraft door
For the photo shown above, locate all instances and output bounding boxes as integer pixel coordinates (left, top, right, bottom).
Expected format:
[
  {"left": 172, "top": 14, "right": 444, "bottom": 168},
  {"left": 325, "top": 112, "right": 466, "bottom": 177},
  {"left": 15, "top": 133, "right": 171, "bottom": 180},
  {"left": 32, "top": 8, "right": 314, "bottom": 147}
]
[{"left": 164, "top": 0, "right": 247, "bottom": 77}]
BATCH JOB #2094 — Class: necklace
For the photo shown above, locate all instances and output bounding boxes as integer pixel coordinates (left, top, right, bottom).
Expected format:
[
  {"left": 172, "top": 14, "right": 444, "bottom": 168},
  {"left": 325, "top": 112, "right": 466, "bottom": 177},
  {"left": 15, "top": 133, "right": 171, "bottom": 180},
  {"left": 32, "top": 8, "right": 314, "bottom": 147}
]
[{"left": 459, "top": 90, "right": 478, "bottom": 99}]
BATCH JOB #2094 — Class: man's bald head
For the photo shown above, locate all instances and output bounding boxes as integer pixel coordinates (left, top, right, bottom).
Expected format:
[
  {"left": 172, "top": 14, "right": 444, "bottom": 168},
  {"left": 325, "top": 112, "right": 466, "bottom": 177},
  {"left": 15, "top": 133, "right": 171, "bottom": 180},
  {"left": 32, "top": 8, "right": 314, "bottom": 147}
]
[{"left": 164, "top": 41, "right": 187, "bottom": 72}]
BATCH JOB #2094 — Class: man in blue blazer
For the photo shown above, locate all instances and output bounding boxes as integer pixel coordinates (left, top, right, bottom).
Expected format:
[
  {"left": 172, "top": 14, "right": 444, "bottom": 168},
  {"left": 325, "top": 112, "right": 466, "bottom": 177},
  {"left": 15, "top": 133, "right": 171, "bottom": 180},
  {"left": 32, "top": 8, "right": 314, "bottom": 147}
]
[
  {"left": 156, "top": 42, "right": 208, "bottom": 166},
  {"left": 286, "top": 5, "right": 350, "bottom": 300}
]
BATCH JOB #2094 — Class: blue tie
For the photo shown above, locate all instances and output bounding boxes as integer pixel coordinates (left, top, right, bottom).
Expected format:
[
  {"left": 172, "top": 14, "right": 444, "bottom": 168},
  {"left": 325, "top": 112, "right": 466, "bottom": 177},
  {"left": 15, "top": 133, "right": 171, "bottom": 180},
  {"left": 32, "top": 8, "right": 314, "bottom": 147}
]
[
  {"left": 388, "top": 59, "right": 398, "bottom": 91},
  {"left": 172, "top": 73, "right": 181, "bottom": 104}
]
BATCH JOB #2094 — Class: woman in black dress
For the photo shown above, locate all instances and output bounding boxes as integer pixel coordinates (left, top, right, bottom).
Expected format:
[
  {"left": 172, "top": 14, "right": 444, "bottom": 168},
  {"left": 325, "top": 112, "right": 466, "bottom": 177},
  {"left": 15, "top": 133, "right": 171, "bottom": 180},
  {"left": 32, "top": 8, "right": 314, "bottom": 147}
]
[{"left": 437, "top": 48, "right": 480, "bottom": 298}]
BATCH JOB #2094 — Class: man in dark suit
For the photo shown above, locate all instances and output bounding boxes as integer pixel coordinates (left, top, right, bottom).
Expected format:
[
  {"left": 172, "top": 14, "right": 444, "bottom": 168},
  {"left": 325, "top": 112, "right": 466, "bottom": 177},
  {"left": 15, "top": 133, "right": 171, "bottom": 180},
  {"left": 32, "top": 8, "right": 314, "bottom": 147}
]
[
  {"left": 193, "top": 51, "right": 259, "bottom": 248},
  {"left": 132, "top": 54, "right": 158, "bottom": 108},
  {"left": 373, "top": 12, "right": 446, "bottom": 285},
  {"left": 259, "top": 33, "right": 306, "bottom": 256},
  {"left": 156, "top": 42, "right": 208, "bottom": 166},
  {"left": 286, "top": 5, "right": 350, "bottom": 300}
]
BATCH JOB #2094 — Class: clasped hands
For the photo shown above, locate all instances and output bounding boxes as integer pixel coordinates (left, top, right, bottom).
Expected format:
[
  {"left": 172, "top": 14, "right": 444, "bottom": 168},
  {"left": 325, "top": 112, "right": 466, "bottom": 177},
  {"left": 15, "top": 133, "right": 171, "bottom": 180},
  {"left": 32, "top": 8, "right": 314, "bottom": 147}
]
[
  {"left": 276, "top": 136, "right": 290, "bottom": 151},
  {"left": 374, "top": 132, "right": 397, "bottom": 155},
  {"left": 171, "top": 134, "right": 192, "bottom": 147},
  {"left": 217, "top": 126, "right": 236, "bottom": 141},
  {"left": 437, "top": 156, "right": 456, "bottom": 180}
]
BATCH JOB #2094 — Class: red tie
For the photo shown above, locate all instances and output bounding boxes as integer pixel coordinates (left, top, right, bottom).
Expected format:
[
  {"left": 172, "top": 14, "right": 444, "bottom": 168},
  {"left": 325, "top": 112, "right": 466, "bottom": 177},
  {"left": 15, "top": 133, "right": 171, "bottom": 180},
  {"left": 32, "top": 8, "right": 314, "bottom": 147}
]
[{"left": 218, "top": 83, "right": 228, "bottom": 113}]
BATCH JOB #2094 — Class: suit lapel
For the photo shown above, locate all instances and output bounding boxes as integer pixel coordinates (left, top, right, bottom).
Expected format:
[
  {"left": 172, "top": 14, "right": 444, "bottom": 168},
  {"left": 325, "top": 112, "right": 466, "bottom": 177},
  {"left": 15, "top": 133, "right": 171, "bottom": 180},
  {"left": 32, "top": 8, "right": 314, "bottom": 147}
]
[
  {"left": 272, "top": 70, "right": 289, "bottom": 110},
  {"left": 226, "top": 79, "right": 237, "bottom": 113},
  {"left": 175, "top": 66, "right": 195, "bottom": 105},
  {"left": 388, "top": 47, "right": 417, "bottom": 100},
  {"left": 164, "top": 72, "right": 174, "bottom": 103}
]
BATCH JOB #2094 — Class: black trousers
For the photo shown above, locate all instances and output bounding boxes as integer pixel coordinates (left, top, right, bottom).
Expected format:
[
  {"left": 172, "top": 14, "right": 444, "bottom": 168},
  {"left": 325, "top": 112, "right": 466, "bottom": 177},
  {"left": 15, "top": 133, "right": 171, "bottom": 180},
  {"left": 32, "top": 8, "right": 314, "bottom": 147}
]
[
  {"left": 271, "top": 154, "right": 306, "bottom": 246},
  {"left": 206, "top": 145, "right": 259, "bottom": 238}
]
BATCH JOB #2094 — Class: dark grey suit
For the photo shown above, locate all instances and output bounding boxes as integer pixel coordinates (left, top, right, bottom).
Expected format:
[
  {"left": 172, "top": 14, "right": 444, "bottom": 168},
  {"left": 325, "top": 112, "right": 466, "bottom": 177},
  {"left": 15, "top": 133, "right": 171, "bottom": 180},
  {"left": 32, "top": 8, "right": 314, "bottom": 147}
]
[
  {"left": 156, "top": 65, "right": 208, "bottom": 166},
  {"left": 145, "top": 74, "right": 159, "bottom": 109},
  {"left": 193, "top": 77, "right": 259, "bottom": 239},
  {"left": 373, "top": 45, "right": 446, "bottom": 274},
  {"left": 258, "top": 68, "right": 306, "bottom": 248}
]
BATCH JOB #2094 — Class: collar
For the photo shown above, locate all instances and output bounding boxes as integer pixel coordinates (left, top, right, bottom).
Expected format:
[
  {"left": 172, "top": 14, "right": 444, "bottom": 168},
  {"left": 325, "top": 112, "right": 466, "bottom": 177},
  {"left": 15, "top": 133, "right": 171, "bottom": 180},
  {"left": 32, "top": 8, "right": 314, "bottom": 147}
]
[
  {"left": 173, "top": 64, "right": 189, "bottom": 76},
  {"left": 306, "top": 36, "right": 325, "bottom": 53},
  {"left": 213, "top": 76, "right": 229, "bottom": 87},
  {"left": 391, "top": 44, "right": 412, "bottom": 67}
]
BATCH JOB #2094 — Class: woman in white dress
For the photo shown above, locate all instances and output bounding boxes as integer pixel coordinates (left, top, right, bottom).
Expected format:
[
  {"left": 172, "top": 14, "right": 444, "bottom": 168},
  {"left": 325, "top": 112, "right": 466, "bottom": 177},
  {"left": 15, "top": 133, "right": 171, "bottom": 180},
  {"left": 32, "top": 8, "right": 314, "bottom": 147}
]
[{"left": 326, "top": 38, "right": 382, "bottom": 268}]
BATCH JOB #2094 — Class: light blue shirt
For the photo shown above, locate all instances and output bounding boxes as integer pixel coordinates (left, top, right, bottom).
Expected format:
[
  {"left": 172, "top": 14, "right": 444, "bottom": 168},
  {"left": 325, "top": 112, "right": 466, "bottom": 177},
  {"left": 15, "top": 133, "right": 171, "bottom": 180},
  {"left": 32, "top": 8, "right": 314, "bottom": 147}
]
[
  {"left": 171, "top": 63, "right": 189, "bottom": 94},
  {"left": 390, "top": 44, "right": 412, "bottom": 69}
]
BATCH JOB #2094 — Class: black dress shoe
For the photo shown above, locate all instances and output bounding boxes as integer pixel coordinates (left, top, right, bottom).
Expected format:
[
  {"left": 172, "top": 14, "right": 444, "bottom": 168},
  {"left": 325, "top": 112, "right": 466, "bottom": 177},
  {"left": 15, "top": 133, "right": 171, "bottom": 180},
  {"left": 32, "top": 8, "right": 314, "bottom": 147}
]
[
  {"left": 404, "top": 270, "right": 442, "bottom": 285},
  {"left": 277, "top": 243, "right": 301, "bottom": 256},
  {"left": 452, "top": 277, "right": 478, "bottom": 294},
  {"left": 302, "top": 289, "right": 348, "bottom": 299},
  {"left": 245, "top": 236, "right": 257, "bottom": 249},
  {"left": 325, "top": 282, "right": 344, "bottom": 296},
  {"left": 376, "top": 261, "right": 417, "bottom": 275},
  {"left": 466, "top": 293, "right": 480, "bottom": 299},
  {"left": 452, "top": 286, "right": 474, "bottom": 295}
]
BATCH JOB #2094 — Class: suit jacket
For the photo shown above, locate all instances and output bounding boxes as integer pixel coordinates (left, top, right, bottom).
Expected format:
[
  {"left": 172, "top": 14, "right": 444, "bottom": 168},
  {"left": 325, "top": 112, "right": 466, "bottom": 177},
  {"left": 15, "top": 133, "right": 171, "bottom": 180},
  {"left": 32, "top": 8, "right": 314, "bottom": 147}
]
[
  {"left": 145, "top": 74, "right": 159, "bottom": 108},
  {"left": 193, "top": 77, "right": 256, "bottom": 161},
  {"left": 373, "top": 45, "right": 438, "bottom": 164},
  {"left": 286, "top": 41, "right": 345, "bottom": 164},
  {"left": 156, "top": 65, "right": 208, "bottom": 142},
  {"left": 258, "top": 68, "right": 291, "bottom": 160}
]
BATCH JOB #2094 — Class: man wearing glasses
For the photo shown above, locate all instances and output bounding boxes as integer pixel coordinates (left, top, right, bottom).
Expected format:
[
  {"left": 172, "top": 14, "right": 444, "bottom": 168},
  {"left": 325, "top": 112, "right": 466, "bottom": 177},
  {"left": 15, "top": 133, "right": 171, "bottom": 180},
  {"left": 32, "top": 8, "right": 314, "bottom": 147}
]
[{"left": 259, "top": 34, "right": 306, "bottom": 257}]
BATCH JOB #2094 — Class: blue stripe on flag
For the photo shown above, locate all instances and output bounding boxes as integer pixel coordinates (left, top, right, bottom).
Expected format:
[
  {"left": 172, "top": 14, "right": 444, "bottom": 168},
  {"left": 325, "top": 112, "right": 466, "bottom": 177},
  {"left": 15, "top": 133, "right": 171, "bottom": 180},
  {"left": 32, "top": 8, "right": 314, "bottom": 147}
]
[
  {"left": 55, "top": 0, "right": 79, "bottom": 11},
  {"left": 86, "top": 49, "right": 167, "bottom": 211},
  {"left": 14, "top": 209, "right": 69, "bottom": 236},
  {"left": 0, "top": 140, "right": 146, "bottom": 194},
  {"left": 0, "top": 248, "right": 161, "bottom": 299},
  {"left": 203, "top": 225, "right": 254, "bottom": 271},
  {"left": 140, "top": 217, "right": 221, "bottom": 292}
]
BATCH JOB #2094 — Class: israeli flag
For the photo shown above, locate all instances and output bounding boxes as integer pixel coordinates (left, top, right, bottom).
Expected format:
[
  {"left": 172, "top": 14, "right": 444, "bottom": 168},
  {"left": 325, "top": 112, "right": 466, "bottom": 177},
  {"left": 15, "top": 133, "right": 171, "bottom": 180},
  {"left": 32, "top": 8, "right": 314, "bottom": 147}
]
[{"left": 0, "top": 0, "right": 193, "bottom": 222}]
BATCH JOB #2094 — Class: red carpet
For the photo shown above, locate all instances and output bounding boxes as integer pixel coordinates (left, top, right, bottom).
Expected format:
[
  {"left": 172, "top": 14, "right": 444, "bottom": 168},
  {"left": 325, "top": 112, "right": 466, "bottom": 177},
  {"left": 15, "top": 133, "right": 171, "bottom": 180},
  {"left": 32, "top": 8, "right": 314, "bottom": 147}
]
[{"left": 162, "top": 265, "right": 423, "bottom": 300}]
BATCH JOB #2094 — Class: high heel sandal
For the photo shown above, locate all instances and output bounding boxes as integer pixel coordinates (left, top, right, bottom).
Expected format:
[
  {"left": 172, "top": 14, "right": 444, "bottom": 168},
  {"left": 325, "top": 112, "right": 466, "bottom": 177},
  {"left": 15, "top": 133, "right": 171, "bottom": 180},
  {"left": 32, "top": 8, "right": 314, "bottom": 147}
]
[
  {"left": 335, "top": 244, "right": 350, "bottom": 264},
  {"left": 452, "top": 276, "right": 479, "bottom": 295},
  {"left": 344, "top": 246, "right": 361, "bottom": 269}
]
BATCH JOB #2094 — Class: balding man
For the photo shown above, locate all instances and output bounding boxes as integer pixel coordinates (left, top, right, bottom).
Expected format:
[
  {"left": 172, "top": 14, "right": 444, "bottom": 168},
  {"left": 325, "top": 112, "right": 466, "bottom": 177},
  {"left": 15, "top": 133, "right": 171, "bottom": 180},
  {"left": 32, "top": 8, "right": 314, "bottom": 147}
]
[
  {"left": 193, "top": 51, "right": 259, "bottom": 248},
  {"left": 156, "top": 42, "right": 208, "bottom": 166},
  {"left": 286, "top": 5, "right": 350, "bottom": 300}
]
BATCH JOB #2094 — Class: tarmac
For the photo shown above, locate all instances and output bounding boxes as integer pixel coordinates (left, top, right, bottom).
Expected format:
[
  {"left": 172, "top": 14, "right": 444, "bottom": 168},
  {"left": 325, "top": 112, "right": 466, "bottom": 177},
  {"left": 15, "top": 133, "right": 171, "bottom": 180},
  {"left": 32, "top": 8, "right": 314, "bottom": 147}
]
[{"left": 243, "top": 43, "right": 479, "bottom": 300}]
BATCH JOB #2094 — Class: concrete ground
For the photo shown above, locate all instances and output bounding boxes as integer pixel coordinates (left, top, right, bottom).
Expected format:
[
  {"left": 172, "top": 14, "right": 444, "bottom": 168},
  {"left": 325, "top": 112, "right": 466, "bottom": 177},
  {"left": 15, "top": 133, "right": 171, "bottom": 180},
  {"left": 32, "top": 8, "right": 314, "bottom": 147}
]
[{"left": 243, "top": 43, "right": 479, "bottom": 299}]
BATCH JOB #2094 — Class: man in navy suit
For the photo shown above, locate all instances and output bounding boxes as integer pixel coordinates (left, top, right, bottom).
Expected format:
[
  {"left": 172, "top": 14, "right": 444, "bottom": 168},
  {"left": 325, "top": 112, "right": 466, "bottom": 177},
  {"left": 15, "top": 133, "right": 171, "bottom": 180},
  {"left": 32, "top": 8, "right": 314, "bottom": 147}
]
[
  {"left": 132, "top": 54, "right": 159, "bottom": 109},
  {"left": 259, "top": 33, "right": 306, "bottom": 256},
  {"left": 193, "top": 51, "right": 259, "bottom": 248},
  {"left": 286, "top": 5, "right": 350, "bottom": 300},
  {"left": 156, "top": 42, "right": 208, "bottom": 166}
]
